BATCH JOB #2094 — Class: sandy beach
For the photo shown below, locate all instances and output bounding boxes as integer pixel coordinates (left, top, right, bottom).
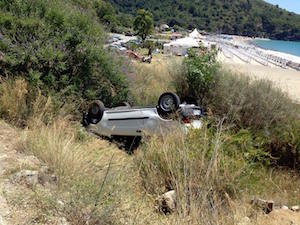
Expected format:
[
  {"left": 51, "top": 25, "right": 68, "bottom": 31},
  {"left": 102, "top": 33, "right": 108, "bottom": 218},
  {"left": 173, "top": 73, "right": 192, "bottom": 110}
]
[
  {"left": 220, "top": 54, "right": 300, "bottom": 102},
  {"left": 213, "top": 35, "right": 300, "bottom": 102}
]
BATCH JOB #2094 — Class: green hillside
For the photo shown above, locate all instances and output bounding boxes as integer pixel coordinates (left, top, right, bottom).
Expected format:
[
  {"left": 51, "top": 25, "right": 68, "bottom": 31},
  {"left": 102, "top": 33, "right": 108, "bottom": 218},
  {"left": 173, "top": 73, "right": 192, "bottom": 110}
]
[{"left": 108, "top": 0, "right": 300, "bottom": 41}]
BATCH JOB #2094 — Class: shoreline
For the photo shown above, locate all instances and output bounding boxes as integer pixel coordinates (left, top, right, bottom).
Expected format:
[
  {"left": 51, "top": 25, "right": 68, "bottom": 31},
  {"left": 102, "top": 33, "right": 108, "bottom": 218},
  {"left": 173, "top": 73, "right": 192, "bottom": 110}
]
[
  {"left": 250, "top": 39, "right": 300, "bottom": 62},
  {"left": 209, "top": 34, "right": 300, "bottom": 69},
  {"left": 211, "top": 34, "right": 300, "bottom": 101}
]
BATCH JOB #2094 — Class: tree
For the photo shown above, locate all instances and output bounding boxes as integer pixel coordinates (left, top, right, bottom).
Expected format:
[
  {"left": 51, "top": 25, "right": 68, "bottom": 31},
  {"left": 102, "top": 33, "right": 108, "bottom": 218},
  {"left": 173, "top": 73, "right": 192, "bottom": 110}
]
[{"left": 133, "top": 9, "right": 153, "bottom": 41}]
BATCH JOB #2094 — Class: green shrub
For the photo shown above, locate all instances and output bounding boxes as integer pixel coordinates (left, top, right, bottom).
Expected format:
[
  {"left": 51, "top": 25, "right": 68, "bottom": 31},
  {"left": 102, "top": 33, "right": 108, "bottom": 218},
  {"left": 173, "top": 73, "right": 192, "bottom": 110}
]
[
  {"left": 173, "top": 48, "right": 219, "bottom": 104},
  {"left": 207, "top": 71, "right": 295, "bottom": 130},
  {"left": 0, "top": 0, "right": 128, "bottom": 107},
  {"left": 205, "top": 71, "right": 300, "bottom": 169}
]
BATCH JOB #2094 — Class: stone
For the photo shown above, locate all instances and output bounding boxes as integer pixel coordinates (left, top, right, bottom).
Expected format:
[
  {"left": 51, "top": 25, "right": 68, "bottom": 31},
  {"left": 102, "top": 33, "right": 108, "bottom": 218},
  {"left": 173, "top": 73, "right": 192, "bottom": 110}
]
[
  {"left": 281, "top": 205, "right": 289, "bottom": 210},
  {"left": 251, "top": 197, "right": 274, "bottom": 214},
  {"left": 12, "top": 170, "right": 39, "bottom": 186},
  {"left": 291, "top": 205, "right": 300, "bottom": 212},
  {"left": 156, "top": 190, "right": 176, "bottom": 214}
]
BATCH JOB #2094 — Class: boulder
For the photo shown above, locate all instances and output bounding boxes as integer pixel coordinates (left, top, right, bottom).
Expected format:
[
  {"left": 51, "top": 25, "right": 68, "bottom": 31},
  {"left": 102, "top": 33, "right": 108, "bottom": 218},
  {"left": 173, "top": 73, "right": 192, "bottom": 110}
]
[
  {"left": 156, "top": 190, "right": 176, "bottom": 214},
  {"left": 251, "top": 197, "right": 274, "bottom": 214},
  {"left": 291, "top": 205, "right": 300, "bottom": 212}
]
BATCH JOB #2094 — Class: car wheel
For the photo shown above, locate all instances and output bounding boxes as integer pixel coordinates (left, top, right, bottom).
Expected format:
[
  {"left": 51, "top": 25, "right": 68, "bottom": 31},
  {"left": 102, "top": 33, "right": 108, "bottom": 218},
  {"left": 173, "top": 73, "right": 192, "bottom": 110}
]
[
  {"left": 88, "top": 100, "right": 105, "bottom": 124},
  {"left": 158, "top": 92, "right": 180, "bottom": 114}
]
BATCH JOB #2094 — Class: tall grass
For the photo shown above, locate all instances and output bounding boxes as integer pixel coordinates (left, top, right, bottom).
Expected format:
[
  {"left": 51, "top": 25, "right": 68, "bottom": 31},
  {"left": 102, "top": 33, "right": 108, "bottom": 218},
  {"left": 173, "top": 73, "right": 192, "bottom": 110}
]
[
  {"left": 25, "top": 118, "right": 122, "bottom": 224},
  {"left": 0, "top": 78, "right": 28, "bottom": 125},
  {"left": 136, "top": 124, "right": 254, "bottom": 224},
  {"left": 129, "top": 57, "right": 180, "bottom": 106},
  {"left": 0, "top": 78, "right": 54, "bottom": 127}
]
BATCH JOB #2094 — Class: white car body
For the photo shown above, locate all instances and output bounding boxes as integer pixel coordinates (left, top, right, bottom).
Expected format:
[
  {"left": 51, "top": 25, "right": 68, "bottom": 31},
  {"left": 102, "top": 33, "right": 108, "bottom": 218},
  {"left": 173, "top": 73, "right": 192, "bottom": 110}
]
[{"left": 86, "top": 105, "right": 202, "bottom": 137}]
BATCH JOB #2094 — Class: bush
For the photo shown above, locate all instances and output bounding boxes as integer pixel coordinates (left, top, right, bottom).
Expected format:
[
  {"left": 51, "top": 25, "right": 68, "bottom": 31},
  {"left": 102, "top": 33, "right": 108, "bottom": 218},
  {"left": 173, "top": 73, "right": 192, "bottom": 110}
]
[
  {"left": 207, "top": 71, "right": 296, "bottom": 130},
  {"left": 0, "top": 0, "right": 129, "bottom": 106},
  {"left": 173, "top": 48, "right": 219, "bottom": 104},
  {"left": 173, "top": 52, "right": 300, "bottom": 169}
]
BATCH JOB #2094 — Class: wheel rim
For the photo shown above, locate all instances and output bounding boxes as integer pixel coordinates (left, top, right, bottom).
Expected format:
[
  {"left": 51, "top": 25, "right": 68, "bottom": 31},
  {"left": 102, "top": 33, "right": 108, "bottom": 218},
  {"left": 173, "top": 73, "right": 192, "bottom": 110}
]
[{"left": 160, "top": 95, "right": 175, "bottom": 111}]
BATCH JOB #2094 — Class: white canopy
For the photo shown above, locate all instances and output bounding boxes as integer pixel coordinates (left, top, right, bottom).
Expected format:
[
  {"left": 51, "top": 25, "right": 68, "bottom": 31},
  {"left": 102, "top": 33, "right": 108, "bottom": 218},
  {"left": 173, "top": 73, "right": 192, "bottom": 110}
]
[
  {"left": 189, "top": 29, "right": 203, "bottom": 39},
  {"left": 163, "top": 37, "right": 200, "bottom": 55},
  {"left": 168, "top": 37, "right": 199, "bottom": 47}
]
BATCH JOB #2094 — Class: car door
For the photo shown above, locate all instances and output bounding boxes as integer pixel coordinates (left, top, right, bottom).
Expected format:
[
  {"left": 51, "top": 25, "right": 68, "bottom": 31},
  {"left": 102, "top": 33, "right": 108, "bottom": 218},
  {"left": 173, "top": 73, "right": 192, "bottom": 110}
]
[{"left": 105, "top": 109, "right": 145, "bottom": 136}]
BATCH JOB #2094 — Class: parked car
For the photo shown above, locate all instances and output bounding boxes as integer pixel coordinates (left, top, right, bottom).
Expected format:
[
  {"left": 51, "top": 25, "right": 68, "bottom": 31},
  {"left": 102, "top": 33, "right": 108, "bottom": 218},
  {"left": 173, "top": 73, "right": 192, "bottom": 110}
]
[{"left": 82, "top": 92, "right": 202, "bottom": 138}]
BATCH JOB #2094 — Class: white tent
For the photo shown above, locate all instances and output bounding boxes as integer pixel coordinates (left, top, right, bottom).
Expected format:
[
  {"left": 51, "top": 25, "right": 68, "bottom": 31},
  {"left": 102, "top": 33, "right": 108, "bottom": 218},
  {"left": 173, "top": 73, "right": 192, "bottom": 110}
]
[
  {"left": 189, "top": 29, "right": 203, "bottom": 39},
  {"left": 163, "top": 37, "right": 200, "bottom": 56}
]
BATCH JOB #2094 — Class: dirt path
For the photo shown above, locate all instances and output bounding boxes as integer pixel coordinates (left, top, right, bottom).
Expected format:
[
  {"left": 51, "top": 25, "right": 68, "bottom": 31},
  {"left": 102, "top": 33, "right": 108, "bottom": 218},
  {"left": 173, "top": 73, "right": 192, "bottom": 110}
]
[
  {"left": 0, "top": 121, "right": 19, "bottom": 225},
  {"left": 0, "top": 121, "right": 42, "bottom": 225}
]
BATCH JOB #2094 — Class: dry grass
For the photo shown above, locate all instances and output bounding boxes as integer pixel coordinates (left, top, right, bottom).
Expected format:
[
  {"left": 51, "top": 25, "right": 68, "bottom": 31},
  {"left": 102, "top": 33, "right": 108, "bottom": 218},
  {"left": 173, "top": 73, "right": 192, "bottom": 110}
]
[
  {"left": 22, "top": 117, "right": 135, "bottom": 224},
  {"left": 135, "top": 124, "right": 300, "bottom": 225},
  {"left": 136, "top": 124, "right": 250, "bottom": 224},
  {"left": 0, "top": 78, "right": 28, "bottom": 125},
  {"left": 0, "top": 77, "right": 54, "bottom": 127},
  {"left": 130, "top": 55, "right": 182, "bottom": 105}
]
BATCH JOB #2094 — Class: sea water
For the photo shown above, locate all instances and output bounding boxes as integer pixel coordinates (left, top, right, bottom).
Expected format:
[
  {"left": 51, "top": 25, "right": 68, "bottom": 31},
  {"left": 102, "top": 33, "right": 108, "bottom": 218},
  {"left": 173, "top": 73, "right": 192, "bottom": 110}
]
[{"left": 253, "top": 39, "right": 300, "bottom": 57}]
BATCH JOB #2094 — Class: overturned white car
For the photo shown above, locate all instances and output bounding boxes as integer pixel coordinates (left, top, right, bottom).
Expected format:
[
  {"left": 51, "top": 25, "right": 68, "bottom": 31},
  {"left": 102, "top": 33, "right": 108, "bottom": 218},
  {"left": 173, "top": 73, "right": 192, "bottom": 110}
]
[{"left": 82, "top": 92, "right": 202, "bottom": 137}]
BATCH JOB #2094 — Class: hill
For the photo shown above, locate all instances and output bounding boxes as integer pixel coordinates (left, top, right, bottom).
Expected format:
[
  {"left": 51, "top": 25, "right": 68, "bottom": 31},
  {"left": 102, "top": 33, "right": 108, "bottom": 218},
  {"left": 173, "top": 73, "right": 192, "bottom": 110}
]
[{"left": 108, "top": 0, "right": 300, "bottom": 41}]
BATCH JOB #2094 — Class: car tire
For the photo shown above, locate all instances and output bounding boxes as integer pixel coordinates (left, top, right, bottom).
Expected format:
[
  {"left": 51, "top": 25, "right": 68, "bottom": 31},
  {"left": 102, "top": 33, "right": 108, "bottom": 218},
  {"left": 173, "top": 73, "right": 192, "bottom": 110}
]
[
  {"left": 158, "top": 92, "right": 180, "bottom": 114},
  {"left": 88, "top": 100, "right": 105, "bottom": 124}
]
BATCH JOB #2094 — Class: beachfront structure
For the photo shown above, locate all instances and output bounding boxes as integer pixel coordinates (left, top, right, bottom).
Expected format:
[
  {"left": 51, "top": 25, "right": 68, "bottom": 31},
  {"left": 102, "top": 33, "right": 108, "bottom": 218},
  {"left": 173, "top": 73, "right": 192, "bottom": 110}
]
[
  {"left": 189, "top": 29, "right": 203, "bottom": 39},
  {"left": 164, "top": 29, "right": 203, "bottom": 56},
  {"left": 163, "top": 37, "right": 200, "bottom": 56}
]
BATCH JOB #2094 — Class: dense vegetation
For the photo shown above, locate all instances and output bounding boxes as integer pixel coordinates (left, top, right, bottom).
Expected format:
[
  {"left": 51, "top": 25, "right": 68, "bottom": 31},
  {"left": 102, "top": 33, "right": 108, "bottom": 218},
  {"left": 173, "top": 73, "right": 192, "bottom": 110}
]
[
  {"left": 0, "top": 0, "right": 129, "bottom": 107},
  {"left": 108, "top": 0, "right": 300, "bottom": 41},
  {"left": 172, "top": 48, "right": 300, "bottom": 169}
]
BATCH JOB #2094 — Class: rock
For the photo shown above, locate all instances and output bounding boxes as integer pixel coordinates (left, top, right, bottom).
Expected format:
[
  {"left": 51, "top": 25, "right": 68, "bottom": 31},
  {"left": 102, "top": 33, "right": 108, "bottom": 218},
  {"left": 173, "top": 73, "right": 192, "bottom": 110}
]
[
  {"left": 291, "top": 205, "right": 300, "bottom": 212},
  {"left": 281, "top": 205, "right": 289, "bottom": 210},
  {"left": 156, "top": 190, "right": 176, "bottom": 214},
  {"left": 237, "top": 216, "right": 251, "bottom": 225},
  {"left": 11, "top": 170, "right": 39, "bottom": 186},
  {"left": 251, "top": 197, "right": 274, "bottom": 214},
  {"left": 57, "top": 217, "right": 69, "bottom": 225}
]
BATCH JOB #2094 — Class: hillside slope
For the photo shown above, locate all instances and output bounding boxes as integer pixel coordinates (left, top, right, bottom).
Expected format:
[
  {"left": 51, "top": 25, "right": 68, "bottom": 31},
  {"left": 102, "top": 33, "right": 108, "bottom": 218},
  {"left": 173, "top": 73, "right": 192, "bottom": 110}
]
[{"left": 109, "top": 0, "right": 300, "bottom": 40}]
